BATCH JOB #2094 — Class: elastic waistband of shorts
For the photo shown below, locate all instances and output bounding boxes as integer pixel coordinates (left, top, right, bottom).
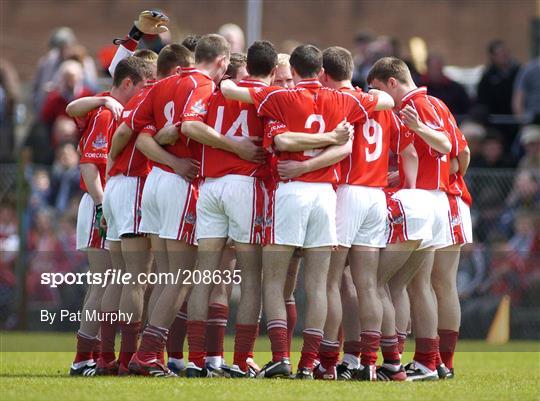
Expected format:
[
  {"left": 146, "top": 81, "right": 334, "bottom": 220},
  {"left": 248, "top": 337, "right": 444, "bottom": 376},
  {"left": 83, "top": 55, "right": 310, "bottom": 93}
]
[
  {"left": 204, "top": 174, "right": 256, "bottom": 184},
  {"left": 278, "top": 181, "right": 333, "bottom": 188},
  {"left": 337, "top": 184, "right": 383, "bottom": 191},
  {"left": 151, "top": 166, "right": 188, "bottom": 181}
]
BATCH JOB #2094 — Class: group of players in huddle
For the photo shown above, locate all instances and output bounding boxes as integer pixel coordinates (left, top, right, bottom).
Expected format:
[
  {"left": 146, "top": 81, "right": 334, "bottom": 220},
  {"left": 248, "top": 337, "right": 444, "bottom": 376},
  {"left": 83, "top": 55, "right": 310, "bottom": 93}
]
[{"left": 67, "top": 11, "right": 472, "bottom": 382}]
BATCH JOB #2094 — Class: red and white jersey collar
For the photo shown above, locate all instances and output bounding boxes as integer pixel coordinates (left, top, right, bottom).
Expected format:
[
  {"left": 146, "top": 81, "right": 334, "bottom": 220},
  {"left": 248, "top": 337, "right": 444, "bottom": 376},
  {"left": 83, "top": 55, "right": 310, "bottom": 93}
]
[
  {"left": 401, "top": 86, "right": 427, "bottom": 106},
  {"left": 181, "top": 67, "right": 212, "bottom": 81},
  {"left": 239, "top": 77, "right": 269, "bottom": 87},
  {"left": 296, "top": 78, "right": 322, "bottom": 88}
]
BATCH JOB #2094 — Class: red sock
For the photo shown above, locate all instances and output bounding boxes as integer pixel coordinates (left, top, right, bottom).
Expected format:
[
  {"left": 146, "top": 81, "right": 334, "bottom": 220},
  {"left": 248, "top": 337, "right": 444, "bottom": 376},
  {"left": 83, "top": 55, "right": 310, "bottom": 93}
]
[
  {"left": 343, "top": 340, "right": 361, "bottom": 358},
  {"left": 74, "top": 332, "right": 98, "bottom": 363},
  {"left": 166, "top": 303, "right": 187, "bottom": 360},
  {"left": 137, "top": 324, "right": 168, "bottom": 363},
  {"left": 413, "top": 337, "right": 439, "bottom": 371},
  {"left": 439, "top": 330, "right": 459, "bottom": 369},
  {"left": 298, "top": 329, "right": 323, "bottom": 370},
  {"left": 381, "top": 335, "right": 401, "bottom": 364},
  {"left": 119, "top": 321, "right": 142, "bottom": 368},
  {"left": 206, "top": 303, "right": 228, "bottom": 357},
  {"left": 435, "top": 335, "right": 443, "bottom": 366},
  {"left": 285, "top": 301, "right": 297, "bottom": 356},
  {"left": 100, "top": 312, "right": 118, "bottom": 363},
  {"left": 247, "top": 323, "right": 259, "bottom": 360},
  {"left": 267, "top": 319, "right": 288, "bottom": 362},
  {"left": 359, "top": 330, "right": 381, "bottom": 367},
  {"left": 319, "top": 339, "right": 340, "bottom": 370},
  {"left": 233, "top": 323, "right": 258, "bottom": 372},
  {"left": 397, "top": 330, "right": 407, "bottom": 355},
  {"left": 92, "top": 338, "right": 102, "bottom": 362},
  {"left": 187, "top": 320, "right": 207, "bottom": 368}
]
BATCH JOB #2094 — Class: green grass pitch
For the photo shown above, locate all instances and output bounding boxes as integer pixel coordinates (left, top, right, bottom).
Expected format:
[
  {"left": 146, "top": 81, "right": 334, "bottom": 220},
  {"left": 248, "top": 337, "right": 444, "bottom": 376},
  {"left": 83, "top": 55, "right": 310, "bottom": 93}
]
[{"left": 1, "top": 332, "right": 539, "bottom": 401}]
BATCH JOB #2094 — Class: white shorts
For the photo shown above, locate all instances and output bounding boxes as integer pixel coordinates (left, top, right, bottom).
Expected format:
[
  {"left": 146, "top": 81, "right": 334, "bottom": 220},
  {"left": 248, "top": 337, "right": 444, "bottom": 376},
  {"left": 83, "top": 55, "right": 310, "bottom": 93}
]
[
  {"left": 421, "top": 190, "right": 454, "bottom": 249},
  {"left": 102, "top": 175, "right": 145, "bottom": 241},
  {"left": 76, "top": 192, "right": 106, "bottom": 250},
  {"left": 196, "top": 175, "right": 265, "bottom": 244},
  {"left": 386, "top": 189, "right": 433, "bottom": 247},
  {"left": 267, "top": 181, "right": 337, "bottom": 248},
  {"left": 336, "top": 185, "right": 387, "bottom": 248},
  {"left": 446, "top": 194, "right": 473, "bottom": 246},
  {"left": 139, "top": 167, "right": 198, "bottom": 244}
]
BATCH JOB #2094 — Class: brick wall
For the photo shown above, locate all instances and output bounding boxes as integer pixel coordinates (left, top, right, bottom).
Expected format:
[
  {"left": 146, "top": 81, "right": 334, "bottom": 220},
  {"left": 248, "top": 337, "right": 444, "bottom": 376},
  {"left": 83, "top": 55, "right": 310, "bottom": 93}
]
[{"left": 0, "top": 0, "right": 535, "bottom": 81}]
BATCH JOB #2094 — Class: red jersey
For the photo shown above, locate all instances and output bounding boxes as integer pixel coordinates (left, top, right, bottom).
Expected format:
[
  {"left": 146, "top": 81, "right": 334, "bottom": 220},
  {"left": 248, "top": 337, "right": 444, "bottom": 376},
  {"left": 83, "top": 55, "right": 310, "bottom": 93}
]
[
  {"left": 202, "top": 78, "right": 268, "bottom": 178},
  {"left": 340, "top": 87, "right": 403, "bottom": 187},
  {"left": 109, "top": 81, "right": 155, "bottom": 177},
  {"left": 400, "top": 87, "right": 452, "bottom": 191},
  {"left": 77, "top": 103, "right": 117, "bottom": 193},
  {"left": 445, "top": 108, "right": 472, "bottom": 205},
  {"left": 388, "top": 113, "right": 415, "bottom": 190},
  {"left": 129, "top": 68, "right": 215, "bottom": 173},
  {"left": 250, "top": 79, "right": 378, "bottom": 183}
]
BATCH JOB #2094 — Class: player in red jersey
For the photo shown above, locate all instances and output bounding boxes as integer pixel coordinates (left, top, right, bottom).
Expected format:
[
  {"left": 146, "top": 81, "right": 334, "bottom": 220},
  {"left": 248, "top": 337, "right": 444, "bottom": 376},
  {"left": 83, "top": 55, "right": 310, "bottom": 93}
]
[
  {"left": 221, "top": 44, "right": 394, "bottom": 379},
  {"left": 276, "top": 47, "right": 417, "bottom": 381},
  {"left": 367, "top": 57, "right": 456, "bottom": 381},
  {"left": 69, "top": 57, "right": 152, "bottom": 376},
  {"left": 127, "top": 34, "right": 261, "bottom": 377},
  {"left": 431, "top": 109, "right": 473, "bottom": 379}
]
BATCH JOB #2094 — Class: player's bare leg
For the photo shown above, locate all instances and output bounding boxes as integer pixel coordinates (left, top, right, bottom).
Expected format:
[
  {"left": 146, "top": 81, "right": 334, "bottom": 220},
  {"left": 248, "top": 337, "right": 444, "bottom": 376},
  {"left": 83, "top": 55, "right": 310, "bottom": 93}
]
[
  {"left": 298, "top": 247, "right": 331, "bottom": 375},
  {"left": 258, "top": 244, "right": 295, "bottom": 378},
  {"left": 375, "top": 240, "right": 420, "bottom": 381},
  {"left": 431, "top": 244, "right": 461, "bottom": 374},
  {"left": 117, "top": 236, "right": 152, "bottom": 371},
  {"left": 130, "top": 239, "right": 196, "bottom": 376},
  {"left": 317, "top": 247, "right": 347, "bottom": 378},
  {"left": 73, "top": 248, "right": 111, "bottom": 375},
  {"left": 348, "top": 245, "right": 382, "bottom": 380},
  {"left": 206, "top": 246, "right": 236, "bottom": 371},
  {"left": 284, "top": 254, "right": 301, "bottom": 356},
  {"left": 231, "top": 242, "right": 262, "bottom": 376},
  {"left": 390, "top": 247, "right": 439, "bottom": 380},
  {"left": 147, "top": 235, "right": 169, "bottom": 317},
  {"left": 337, "top": 267, "right": 362, "bottom": 379},
  {"left": 186, "top": 237, "right": 227, "bottom": 374}
]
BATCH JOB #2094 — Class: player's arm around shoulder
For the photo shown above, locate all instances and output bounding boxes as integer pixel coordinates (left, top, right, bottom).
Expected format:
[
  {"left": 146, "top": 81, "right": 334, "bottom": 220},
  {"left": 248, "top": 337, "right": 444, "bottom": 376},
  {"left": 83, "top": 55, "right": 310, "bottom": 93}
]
[
  {"left": 66, "top": 96, "right": 123, "bottom": 120},
  {"left": 220, "top": 79, "right": 254, "bottom": 103},
  {"left": 369, "top": 89, "right": 395, "bottom": 111},
  {"left": 273, "top": 121, "right": 353, "bottom": 152},
  {"left": 400, "top": 105, "right": 451, "bottom": 154}
]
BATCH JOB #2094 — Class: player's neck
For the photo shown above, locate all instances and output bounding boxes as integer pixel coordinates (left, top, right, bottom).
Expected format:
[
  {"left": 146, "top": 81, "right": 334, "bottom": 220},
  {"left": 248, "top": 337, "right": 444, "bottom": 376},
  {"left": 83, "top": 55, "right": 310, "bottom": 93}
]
[
  {"left": 327, "top": 79, "right": 353, "bottom": 90},
  {"left": 109, "top": 87, "right": 127, "bottom": 106},
  {"left": 397, "top": 83, "right": 418, "bottom": 107},
  {"left": 247, "top": 75, "right": 273, "bottom": 85},
  {"left": 194, "top": 63, "right": 219, "bottom": 82}
]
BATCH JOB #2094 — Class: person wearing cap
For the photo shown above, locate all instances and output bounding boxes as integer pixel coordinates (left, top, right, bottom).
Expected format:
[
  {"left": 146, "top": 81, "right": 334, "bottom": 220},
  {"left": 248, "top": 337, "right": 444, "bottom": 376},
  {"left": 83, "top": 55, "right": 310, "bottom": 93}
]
[{"left": 518, "top": 124, "right": 540, "bottom": 173}]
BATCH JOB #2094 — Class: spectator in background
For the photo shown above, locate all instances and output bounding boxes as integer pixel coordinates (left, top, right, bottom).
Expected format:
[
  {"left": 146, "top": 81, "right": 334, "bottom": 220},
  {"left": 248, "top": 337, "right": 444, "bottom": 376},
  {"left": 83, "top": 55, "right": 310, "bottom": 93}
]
[
  {"left": 41, "top": 60, "right": 93, "bottom": 132},
  {"left": 351, "top": 32, "right": 373, "bottom": 89},
  {"left": 0, "top": 59, "right": 21, "bottom": 163},
  {"left": 420, "top": 52, "right": 470, "bottom": 116},
  {"left": 0, "top": 201, "right": 18, "bottom": 326},
  {"left": 49, "top": 143, "right": 81, "bottom": 213},
  {"left": 517, "top": 125, "right": 540, "bottom": 174},
  {"left": 470, "top": 131, "right": 515, "bottom": 168},
  {"left": 460, "top": 120, "right": 487, "bottom": 161},
  {"left": 513, "top": 57, "right": 540, "bottom": 122},
  {"left": 477, "top": 40, "right": 520, "bottom": 116},
  {"left": 218, "top": 23, "right": 245, "bottom": 53},
  {"left": 500, "top": 170, "right": 540, "bottom": 237}
]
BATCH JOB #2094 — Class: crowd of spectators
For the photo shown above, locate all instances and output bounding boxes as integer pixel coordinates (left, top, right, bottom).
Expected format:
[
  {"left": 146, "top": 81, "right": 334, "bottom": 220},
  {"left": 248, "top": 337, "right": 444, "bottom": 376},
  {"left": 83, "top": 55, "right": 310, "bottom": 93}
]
[{"left": 0, "top": 25, "right": 538, "bottom": 333}]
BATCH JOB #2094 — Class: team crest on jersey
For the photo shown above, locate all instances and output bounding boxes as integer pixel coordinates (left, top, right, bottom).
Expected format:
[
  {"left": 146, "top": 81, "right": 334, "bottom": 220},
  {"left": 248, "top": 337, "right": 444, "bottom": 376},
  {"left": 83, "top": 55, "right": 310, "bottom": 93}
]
[
  {"left": 184, "top": 212, "right": 196, "bottom": 225},
  {"left": 190, "top": 99, "right": 207, "bottom": 115},
  {"left": 92, "top": 133, "right": 107, "bottom": 149}
]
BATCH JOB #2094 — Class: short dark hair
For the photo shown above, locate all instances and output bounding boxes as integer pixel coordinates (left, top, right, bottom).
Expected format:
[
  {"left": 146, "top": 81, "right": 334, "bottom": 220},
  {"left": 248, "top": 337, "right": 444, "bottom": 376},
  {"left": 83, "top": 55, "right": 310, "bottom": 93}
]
[
  {"left": 487, "top": 39, "right": 504, "bottom": 55},
  {"left": 182, "top": 34, "right": 201, "bottom": 52},
  {"left": 133, "top": 49, "right": 158, "bottom": 64},
  {"left": 157, "top": 44, "right": 193, "bottom": 77},
  {"left": 226, "top": 53, "right": 247, "bottom": 79},
  {"left": 322, "top": 46, "right": 354, "bottom": 81},
  {"left": 112, "top": 56, "right": 152, "bottom": 87},
  {"left": 366, "top": 56, "right": 412, "bottom": 85},
  {"left": 195, "top": 34, "right": 230, "bottom": 64},
  {"left": 246, "top": 40, "right": 277, "bottom": 77},
  {"left": 289, "top": 44, "right": 322, "bottom": 78}
]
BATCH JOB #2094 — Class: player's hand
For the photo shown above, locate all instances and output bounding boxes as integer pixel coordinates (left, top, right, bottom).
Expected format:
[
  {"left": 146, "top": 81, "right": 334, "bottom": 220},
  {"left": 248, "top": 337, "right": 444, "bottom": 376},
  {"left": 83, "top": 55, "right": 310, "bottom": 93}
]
[
  {"left": 387, "top": 171, "right": 400, "bottom": 187},
  {"left": 155, "top": 125, "right": 179, "bottom": 145},
  {"left": 103, "top": 97, "right": 124, "bottom": 121},
  {"left": 400, "top": 105, "right": 422, "bottom": 132},
  {"left": 171, "top": 157, "right": 200, "bottom": 181},
  {"left": 330, "top": 120, "right": 354, "bottom": 145},
  {"left": 94, "top": 204, "right": 107, "bottom": 238},
  {"left": 277, "top": 160, "right": 308, "bottom": 180},
  {"left": 134, "top": 10, "right": 169, "bottom": 35},
  {"left": 220, "top": 78, "right": 236, "bottom": 93},
  {"left": 235, "top": 137, "right": 266, "bottom": 163},
  {"left": 450, "top": 157, "right": 459, "bottom": 174}
]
